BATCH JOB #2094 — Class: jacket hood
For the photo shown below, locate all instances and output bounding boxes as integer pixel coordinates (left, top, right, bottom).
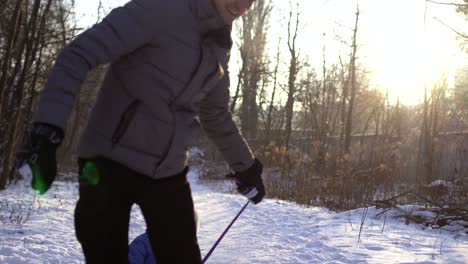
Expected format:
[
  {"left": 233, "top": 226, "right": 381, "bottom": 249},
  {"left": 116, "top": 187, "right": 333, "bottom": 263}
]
[{"left": 191, "top": 0, "right": 228, "bottom": 34}]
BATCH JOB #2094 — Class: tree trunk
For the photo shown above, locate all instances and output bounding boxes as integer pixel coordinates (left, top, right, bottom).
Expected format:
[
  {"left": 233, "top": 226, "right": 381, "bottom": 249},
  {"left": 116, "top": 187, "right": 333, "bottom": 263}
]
[
  {"left": 344, "top": 4, "right": 360, "bottom": 155},
  {"left": 0, "top": 0, "right": 24, "bottom": 116},
  {"left": 284, "top": 1, "right": 300, "bottom": 148},
  {"left": 265, "top": 38, "right": 281, "bottom": 143}
]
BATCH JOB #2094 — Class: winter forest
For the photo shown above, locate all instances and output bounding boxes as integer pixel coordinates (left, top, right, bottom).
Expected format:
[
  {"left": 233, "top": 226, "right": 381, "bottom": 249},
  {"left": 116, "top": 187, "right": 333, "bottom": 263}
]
[{"left": 1, "top": 0, "right": 468, "bottom": 262}]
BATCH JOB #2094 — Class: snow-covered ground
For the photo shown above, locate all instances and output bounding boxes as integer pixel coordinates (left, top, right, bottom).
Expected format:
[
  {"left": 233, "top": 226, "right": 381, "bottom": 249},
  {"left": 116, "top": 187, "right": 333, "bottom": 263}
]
[{"left": 0, "top": 166, "right": 467, "bottom": 264}]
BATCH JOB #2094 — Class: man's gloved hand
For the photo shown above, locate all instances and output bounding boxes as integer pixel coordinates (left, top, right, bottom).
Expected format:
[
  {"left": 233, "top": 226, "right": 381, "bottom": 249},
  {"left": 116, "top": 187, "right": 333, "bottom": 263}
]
[
  {"left": 16, "top": 122, "right": 64, "bottom": 195},
  {"left": 227, "top": 159, "right": 266, "bottom": 204}
]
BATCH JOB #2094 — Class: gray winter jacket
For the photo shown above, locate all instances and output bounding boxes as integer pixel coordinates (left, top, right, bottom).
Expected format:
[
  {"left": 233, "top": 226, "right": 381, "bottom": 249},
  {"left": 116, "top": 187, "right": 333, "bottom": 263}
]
[{"left": 33, "top": 0, "right": 254, "bottom": 179}]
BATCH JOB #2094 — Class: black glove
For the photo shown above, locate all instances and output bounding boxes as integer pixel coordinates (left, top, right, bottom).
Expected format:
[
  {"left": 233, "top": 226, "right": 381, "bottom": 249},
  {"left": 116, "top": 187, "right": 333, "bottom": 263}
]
[
  {"left": 227, "top": 159, "right": 266, "bottom": 204},
  {"left": 16, "top": 122, "right": 64, "bottom": 194}
]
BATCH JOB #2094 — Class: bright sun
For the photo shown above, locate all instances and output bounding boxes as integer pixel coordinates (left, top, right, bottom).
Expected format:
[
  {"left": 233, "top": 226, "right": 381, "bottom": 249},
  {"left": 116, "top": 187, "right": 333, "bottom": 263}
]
[
  {"left": 372, "top": 30, "right": 458, "bottom": 106},
  {"left": 363, "top": 0, "right": 463, "bottom": 106},
  {"left": 373, "top": 41, "right": 455, "bottom": 106}
]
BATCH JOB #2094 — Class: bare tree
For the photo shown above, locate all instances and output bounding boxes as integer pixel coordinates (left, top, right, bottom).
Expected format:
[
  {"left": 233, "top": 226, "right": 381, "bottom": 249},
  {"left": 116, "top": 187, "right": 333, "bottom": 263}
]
[
  {"left": 0, "top": 0, "right": 24, "bottom": 112},
  {"left": 0, "top": 0, "right": 75, "bottom": 189},
  {"left": 420, "top": 79, "right": 447, "bottom": 184},
  {"left": 264, "top": 37, "right": 281, "bottom": 143},
  {"left": 284, "top": 1, "right": 301, "bottom": 148},
  {"left": 236, "top": 0, "right": 272, "bottom": 140},
  {"left": 343, "top": 2, "right": 361, "bottom": 155}
]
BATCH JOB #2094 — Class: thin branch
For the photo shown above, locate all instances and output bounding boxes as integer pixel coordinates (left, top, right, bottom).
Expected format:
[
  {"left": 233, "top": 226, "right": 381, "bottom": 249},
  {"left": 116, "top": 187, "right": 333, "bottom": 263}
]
[
  {"left": 426, "top": 0, "right": 468, "bottom": 7},
  {"left": 95, "top": 0, "right": 105, "bottom": 24},
  {"left": 433, "top": 16, "right": 468, "bottom": 39}
]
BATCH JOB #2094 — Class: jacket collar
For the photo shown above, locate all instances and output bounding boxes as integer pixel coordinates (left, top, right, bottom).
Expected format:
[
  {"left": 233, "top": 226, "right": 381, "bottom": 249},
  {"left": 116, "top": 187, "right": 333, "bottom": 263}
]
[{"left": 191, "top": 0, "right": 228, "bottom": 34}]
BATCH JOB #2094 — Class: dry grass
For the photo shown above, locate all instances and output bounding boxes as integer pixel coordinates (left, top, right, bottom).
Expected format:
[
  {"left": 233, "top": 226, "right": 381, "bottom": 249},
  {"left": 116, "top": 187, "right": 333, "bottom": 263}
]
[{"left": 250, "top": 133, "right": 468, "bottom": 212}]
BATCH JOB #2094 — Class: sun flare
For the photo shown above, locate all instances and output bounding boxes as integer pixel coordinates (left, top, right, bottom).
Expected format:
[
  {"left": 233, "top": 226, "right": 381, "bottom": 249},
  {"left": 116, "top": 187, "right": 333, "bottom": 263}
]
[
  {"left": 373, "top": 42, "right": 454, "bottom": 106},
  {"left": 364, "top": 0, "right": 461, "bottom": 106}
]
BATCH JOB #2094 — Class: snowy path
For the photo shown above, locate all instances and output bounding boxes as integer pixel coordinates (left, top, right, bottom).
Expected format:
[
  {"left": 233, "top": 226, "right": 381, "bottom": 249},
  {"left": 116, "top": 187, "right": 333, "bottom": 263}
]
[
  {"left": 196, "top": 194, "right": 468, "bottom": 264},
  {"left": 191, "top": 167, "right": 468, "bottom": 264},
  {"left": 0, "top": 167, "right": 467, "bottom": 263}
]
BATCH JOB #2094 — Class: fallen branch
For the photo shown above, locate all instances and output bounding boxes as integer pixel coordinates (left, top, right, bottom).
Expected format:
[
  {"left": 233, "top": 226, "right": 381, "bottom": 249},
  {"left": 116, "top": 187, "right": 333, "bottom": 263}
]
[{"left": 375, "top": 191, "right": 468, "bottom": 228}]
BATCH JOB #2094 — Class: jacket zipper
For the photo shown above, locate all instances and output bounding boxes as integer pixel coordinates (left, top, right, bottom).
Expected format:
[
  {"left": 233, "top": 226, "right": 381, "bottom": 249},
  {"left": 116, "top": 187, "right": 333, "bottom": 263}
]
[{"left": 111, "top": 100, "right": 140, "bottom": 146}]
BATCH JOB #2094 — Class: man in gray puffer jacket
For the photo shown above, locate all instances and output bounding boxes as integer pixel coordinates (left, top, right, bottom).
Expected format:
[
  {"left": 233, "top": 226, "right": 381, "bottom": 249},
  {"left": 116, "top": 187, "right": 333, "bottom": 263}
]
[{"left": 15, "top": 0, "right": 265, "bottom": 263}]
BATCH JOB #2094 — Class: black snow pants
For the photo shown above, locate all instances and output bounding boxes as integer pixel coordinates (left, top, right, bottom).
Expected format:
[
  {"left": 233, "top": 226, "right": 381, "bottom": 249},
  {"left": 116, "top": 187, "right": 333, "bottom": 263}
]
[{"left": 74, "top": 157, "right": 202, "bottom": 264}]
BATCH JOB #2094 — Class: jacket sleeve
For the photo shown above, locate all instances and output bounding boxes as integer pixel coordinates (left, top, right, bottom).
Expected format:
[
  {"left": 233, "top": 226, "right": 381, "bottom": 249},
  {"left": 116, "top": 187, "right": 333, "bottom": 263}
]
[
  {"left": 33, "top": 0, "right": 163, "bottom": 129},
  {"left": 198, "top": 73, "right": 255, "bottom": 172}
]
